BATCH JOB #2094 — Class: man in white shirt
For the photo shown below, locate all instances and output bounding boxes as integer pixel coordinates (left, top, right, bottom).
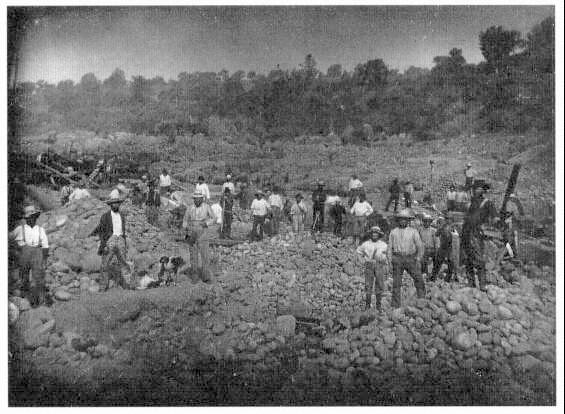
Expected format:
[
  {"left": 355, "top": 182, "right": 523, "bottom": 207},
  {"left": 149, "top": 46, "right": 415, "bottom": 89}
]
[
  {"left": 68, "top": 180, "right": 91, "bottom": 203},
  {"left": 250, "top": 191, "right": 270, "bottom": 240},
  {"left": 350, "top": 194, "right": 374, "bottom": 245},
  {"left": 356, "top": 226, "right": 387, "bottom": 311},
  {"left": 222, "top": 174, "right": 236, "bottom": 195},
  {"left": 464, "top": 163, "right": 476, "bottom": 190},
  {"left": 348, "top": 174, "right": 364, "bottom": 207},
  {"left": 9, "top": 205, "right": 50, "bottom": 306},
  {"left": 267, "top": 186, "right": 284, "bottom": 235},
  {"left": 182, "top": 190, "right": 217, "bottom": 281},
  {"left": 195, "top": 175, "right": 211, "bottom": 201},
  {"left": 159, "top": 168, "right": 172, "bottom": 196},
  {"left": 290, "top": 193, "right": 307, "bottom": 233}
]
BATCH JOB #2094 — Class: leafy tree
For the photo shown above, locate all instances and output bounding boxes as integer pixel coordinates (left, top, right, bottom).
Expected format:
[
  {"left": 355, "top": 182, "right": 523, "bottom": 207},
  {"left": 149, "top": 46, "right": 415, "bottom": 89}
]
[{"left": 479, "top": 26, "right": 523, "bottom": 73}]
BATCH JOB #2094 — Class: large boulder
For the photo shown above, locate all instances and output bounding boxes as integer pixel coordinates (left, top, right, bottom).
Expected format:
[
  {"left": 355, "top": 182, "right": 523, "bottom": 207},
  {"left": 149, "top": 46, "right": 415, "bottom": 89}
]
[
  {"left": 81, "top": 252, "right": 102, "bottom": 274},
  {"left": 453, "top": 329, "right": 477, "bottom": 351},
  {"left": 16, "top": 307, "right": 56, "bottom": 349},
  {"left": 276, "top": 315, "right": 296, "bottom": 337}
]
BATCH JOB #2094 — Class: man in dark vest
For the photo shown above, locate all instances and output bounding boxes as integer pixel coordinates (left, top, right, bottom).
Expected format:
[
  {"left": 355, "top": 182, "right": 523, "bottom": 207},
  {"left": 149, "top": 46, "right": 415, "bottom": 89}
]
[
  {"left": 461, "top": 179, "right": 499, "bottom": 290},
  {"left": 90, "top": 192, "right": 130, "bottom": 291},
  {"left": 311, "top": 180, "right": 327, "bottom": 232}
]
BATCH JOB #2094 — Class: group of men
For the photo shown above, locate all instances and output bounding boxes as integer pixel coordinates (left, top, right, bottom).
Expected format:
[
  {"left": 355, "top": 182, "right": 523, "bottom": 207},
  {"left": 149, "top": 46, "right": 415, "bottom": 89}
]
[{"left": 357, "top": 178, "right": 499, "bottom": 311}]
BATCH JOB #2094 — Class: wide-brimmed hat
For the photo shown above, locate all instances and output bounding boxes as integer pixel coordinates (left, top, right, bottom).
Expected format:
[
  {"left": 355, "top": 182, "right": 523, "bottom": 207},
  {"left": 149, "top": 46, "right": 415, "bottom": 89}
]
[
  {"left": 23, "top": 205, "right": 41, "bottom": 218},
  {"left": 192, "top": 190, "right": 205, "bottom": 199},
  {"left": 106, "top": 192, "right": 124, "bottom": 205},
  {"left": 422, "top": 213, "right": 433, "bottom": 222},
  {"left": 472, "top": 179, "right": 490, "bottom": 190},
  {"left": 316, "top": 180, "right": 325, "bottom": 186},
  {"left": 466, "top": 163, "right": 472, "bottom": 167},
  {"left": 369, "top": 226, "right": 384, "bottom": 235},
  {"left": 396, "top": 209, "right": 415, "bottom": 219},
  {"left": 226, "top": 174, "right": 232, "bottom": 179}
]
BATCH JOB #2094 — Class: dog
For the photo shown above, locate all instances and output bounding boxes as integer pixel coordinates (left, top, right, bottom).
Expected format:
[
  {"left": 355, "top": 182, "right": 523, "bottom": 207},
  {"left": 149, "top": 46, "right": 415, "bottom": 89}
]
[{"left": 157, "top": 256, "right": 185, "bottom": 286}]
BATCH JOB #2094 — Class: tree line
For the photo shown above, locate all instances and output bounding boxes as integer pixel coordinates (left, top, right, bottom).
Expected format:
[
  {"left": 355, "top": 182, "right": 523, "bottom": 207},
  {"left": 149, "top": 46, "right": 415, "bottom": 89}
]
[{"left": 10, "top": 17, "right": 554, "bottom": 144}]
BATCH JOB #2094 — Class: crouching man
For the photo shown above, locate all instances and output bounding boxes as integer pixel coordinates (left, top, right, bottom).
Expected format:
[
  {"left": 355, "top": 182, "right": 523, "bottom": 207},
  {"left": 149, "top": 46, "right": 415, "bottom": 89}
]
[
  {"left": 182, "top": 190, "right": 216, "bottom": 282},
  {"left": 90, "top": 192, "right": 130, "bottom": 291},
  {"left": 356, "top": 226, "right": 388, "bottom": 311}
]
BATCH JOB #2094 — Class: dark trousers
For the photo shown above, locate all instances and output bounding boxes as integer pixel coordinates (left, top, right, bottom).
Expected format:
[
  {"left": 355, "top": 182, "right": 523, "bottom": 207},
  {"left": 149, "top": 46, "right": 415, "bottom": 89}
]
[
  {"left": 333, "top": 220, "right": 343, "bottom": 237},
  {"left": 421, "top": 248, "right": 436, "bottom": 274},
  {"left": 391, "top": 254, "right": 425, "bottom": 308},
  {"left": 100, "top": 235, "right": 129, "bottom": 290},
  {"left": 19, "top": 246, "right": 47, "bottom": 307},
  {"left": 431, "top": 247, "right": 455, "bottom": 281},
  {"left": 252, "top": 215, "right": 266, "bottom": 240},
  {"left": 465, "top": 177, "right": 474, "bottom": 191},
  {"left": 313, "top": 207, "right": 324, "bottom": 231},
  {"left": 462, "top": 235, "right": 486, "bottom": 288},
  {"left": 404, "top": 192, "right": 412, "bottom": 208},
  {"left": 221, "top": 212, "right": 233, "bottom": 238},
  {"left": 385, "top": 194, "right": 400, "bottom": 212},
  {"left": 271, "top": 206, "right": 281, "bottom": 234},
  {"left": 365, "top": 261, "right": 385, "bottom": 310}
]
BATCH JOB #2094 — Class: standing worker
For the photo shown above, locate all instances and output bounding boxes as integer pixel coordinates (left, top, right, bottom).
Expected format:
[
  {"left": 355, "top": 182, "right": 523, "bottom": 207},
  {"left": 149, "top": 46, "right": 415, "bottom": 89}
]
[
  {"left": 446, "top": 184, "right": 457, "bottom": 211},
  {"left": 385, "top": 178, "right": 402, "bottom": 213},
  {"left": 236, "top": 182, "right": 251, "bottom": 210},
  {"left": 290, "top": 193, "right": 307, "bottom": 234},
  {"left": 461, "top": 180, "right": 499, "bottom": 290},
  {"left": 9, "top": 205, "right": 50, "bottom": 307},
  {"left": 312, "top": 181, "right": 327, "bottom": 232},
  {"left": 159, "top": 168, "right": 172, "bottom": 196},
  {"left": 430, "top": 217, "right": 456, "bottom": 282},
  {"left": 195, "top": 175, "right": 211, "bottom": 201},
  {"left": 268, "top": 185, "right": 284, "bottom": 235},
  {"left": 250, "top": 191, "right": 270, "bottom": 240},
  {"left": 220, "top": 187, "right": 234, "bottom": 239},
  {"left": 418, "top": 214, "right": 439, "bottom": 276},
  {"left": 464, "top": 163, "right": 476, "bottom": 191},
  {"left": 387, "top": 209, "right": 426, "bottom": 308},
  {"left": 403, "top": 181, "right": 414, "bottom": 208},
  {"left": 145, "top": 179, "right": 161, "bottom": 226},
  {"left": 90, "top": 192, "right": 130, "bottom": 291},
  {"left": 182, "top": 190, "right": 217, "bottom": 281},
  {"left": 350, "top": 193, "right": 373, "bottom": 245},
  {"left": 348, "top": 174, "right": 364, "bottom": 207},
  {"left": 330, "top": 199, "right": 347, "bottom": 237},
  {"left": 356, "top": 226, "right": 388, "bottom": 311},
  {"left": 222, "top": 174, "right": 235, "bottom": 194}
]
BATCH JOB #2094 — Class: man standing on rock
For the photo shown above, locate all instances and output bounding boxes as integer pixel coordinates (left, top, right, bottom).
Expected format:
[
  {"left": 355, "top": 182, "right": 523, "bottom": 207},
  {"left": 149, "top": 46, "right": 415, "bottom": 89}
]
[
  {"left": 9, "top": 205, "right": 50, "bottom": 307},
  {"left": 312, "top": 180, "right": 327, "bottom": 232},
  {"left": 418, "top": 214, "right": 439, "bottom": 276},
  {"left": 290, "top": 193, "right": 307, "bottom": 234},
  {"left": 145, "top": 179, "right": 161, "bottom": 226},
  {"left": 268, "top": 185, "right": 284, "bottom": 235},
  {"left": 385, "top": 178, "right": 402, "bottom": 213},
  {"left": 195, "top": 175, "right": 211, "bottom": 201},
  {"left": 159, "top": 168, "right": 172, "bottom": 196},
  {"left": 387, "top": 209, "right": 425, "bottom": 308},
  {"left": 250, "top": 191, "right": 270, "bottom": 240},
  {"left": 461, "top": 180, "right": 499, "bottom": 290},
  {"left": 182, "top": 190, "right": 217, "bottom": 281},
  {"left": 464, "top": 163, "right": 476, "bottom": 191},
  {"left": 430, "top": 217, "right": 456, "bottom": 282},
  {"left": 357, "top": 226, "right": 388, "bottom": 311},
  {"left": 90, "top": 192, "right": 130, "bottom": 291},
  {"left": 220, "top": 187, "right": 234, "bottom": 239}
]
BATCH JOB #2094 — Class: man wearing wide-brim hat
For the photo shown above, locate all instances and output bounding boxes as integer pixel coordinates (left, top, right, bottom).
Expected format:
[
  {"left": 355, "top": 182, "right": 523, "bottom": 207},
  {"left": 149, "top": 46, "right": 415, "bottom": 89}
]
[
  {"left": 356, "top": 226, "right": 388, "bottom": 311},
  {"left": 9, "top": 205, "right": 50, "bottom": 306},
  {"left": 387, "top": 209, "right": 425, "bottom": 308},
  {"left": 461, "top": 179, "right": 499, "bottom": 290},
  {"left": 90, "top": 192, "right": 130, "bottom": 291},
  {"left": 182, "top": 190, "right": 217, "bottom": 281}
]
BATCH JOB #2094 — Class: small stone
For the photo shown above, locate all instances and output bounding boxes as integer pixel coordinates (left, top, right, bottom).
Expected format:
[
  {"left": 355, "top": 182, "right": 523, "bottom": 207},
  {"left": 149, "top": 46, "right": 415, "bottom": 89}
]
[
  {"left": 497, "top": 305, "right": 513, "bottom": 320},
  {"left": 446, "top": 301, "right": 461, "bottom": 314},
  {"left": 512, "top": 355, "right": 542, "bottom": 371},
  {"left": 10, "top": 296, "right": 31, "bottom": 312},
  {"left": 49, "top": 333, "right": 65, "bottom": 348},
  {"left": 212, "top": 322, "right": 226, "bottom": 335},
  {"left": 89, "top": 344, "right": 110, "bottom": 358},
  {"left": 453, "top": 330, "right": 477, "bottom": 350},
  {"left": 462, "top": 301, "right": 479, "bottom": 316},
  {"left": 54, "top": 289, "right": 72, "bottom": 301}
]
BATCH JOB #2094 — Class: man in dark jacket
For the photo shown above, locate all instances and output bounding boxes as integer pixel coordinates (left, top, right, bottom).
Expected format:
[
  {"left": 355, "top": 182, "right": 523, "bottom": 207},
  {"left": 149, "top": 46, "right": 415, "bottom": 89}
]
[
  {"left": 430, "top": 217, "right": 456, "bottom": 282},
  {"left": 220, "top": 187, "right": 234, "bottom": 239},
  {"left": 461, "top": 180, "right": 499, "bottom": 290},
  {"left": 145, "top": 179, "right": 161, "bottom": 226},
  {"left": 312, "top": 181, "right": 327, "bottom": 232},
  {"left": 90, "top": 192, "right": 129, "bottom": 291},
  {"left": 385, "top": 178, "right": 402, "bottom": 212},
  {"left": 329, "top": 199, "right": 346, "bottom": 237}
]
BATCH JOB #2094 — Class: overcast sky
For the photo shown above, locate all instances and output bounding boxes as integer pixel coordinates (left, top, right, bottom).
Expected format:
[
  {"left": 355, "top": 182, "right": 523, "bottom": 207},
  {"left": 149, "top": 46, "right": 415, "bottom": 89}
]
[{"left": 13, "top": 5, "right": 554, "bottom": 83}]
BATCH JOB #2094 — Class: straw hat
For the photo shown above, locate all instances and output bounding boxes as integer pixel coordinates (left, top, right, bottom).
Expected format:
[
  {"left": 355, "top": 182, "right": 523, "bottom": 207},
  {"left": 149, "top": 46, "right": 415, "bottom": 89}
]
[
  {"left": 396, "top": 209, "right": 415, "bottom": 219},
  {"left": 23, "top": 205, "right": 41, "bottom": 218},
  {"left": 369, "top": 226, "right": 384, "bottom": 235},
  {"left": 106, "top": 192, "right": 124, "bottom": 205}
]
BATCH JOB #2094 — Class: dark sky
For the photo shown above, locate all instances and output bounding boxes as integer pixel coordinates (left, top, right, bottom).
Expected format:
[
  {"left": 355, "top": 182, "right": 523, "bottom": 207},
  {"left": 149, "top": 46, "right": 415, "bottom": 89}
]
[{"left": 14, "top": 5, "right": 554, "bottom": 83}]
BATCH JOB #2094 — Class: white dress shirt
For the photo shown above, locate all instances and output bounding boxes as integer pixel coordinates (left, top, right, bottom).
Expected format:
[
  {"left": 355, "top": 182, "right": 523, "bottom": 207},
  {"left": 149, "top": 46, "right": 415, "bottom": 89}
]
[
  {"left": 250, "top": 198, "right": 270, "bottom": 216},
  {"left": 357, "top": 239, "right": 387, "bottom": 262},
  {"left": 111, "top": 211, "right": 123, "bottom": 236},
  {"left": 268, "top": 194, "right": 284, "bottom": 209},
  {"left": 222, "top": 182, "right": 235, "bottom": 194},
  {"left": 160, "top": 174, "right": 172, "bottom": 187},
  {"left": 350, "top": 201, "right": 373, "bottom": 217},
  {"left": 195, "top": 183, "right": 211, "bottom": 200},
  {"left": 10, "top": 224, "right": 49, "bottom": 248},
  {"left": 348, "top": 178, "right": 363, "bottom": 190}
]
